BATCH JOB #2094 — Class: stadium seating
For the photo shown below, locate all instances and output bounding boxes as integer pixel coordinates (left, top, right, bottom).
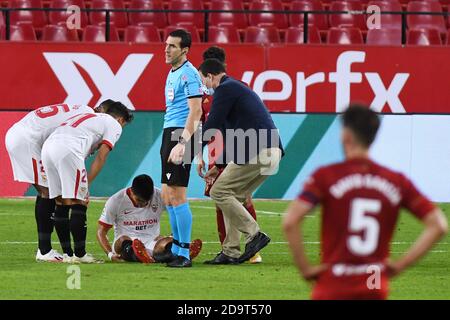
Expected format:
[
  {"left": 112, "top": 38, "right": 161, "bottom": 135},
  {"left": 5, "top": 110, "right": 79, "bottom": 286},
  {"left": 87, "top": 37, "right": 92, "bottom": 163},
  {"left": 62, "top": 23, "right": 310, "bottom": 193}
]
[
  {"left": 128, "top": 0, "right": 167, "bottom": 28},
  {"left": 207, "top": 25, "right": 241, "bottom": 43},
  {"left": 82, "top": 23, "right": 120, "bottom": 41},
  {"left": 285, "top": 25, "right": 321, "bottom": 43},
  {"left": 407, "top": 28, "right": 442, "bottom": 45},
  {"left": 41, "top": 24, "right": 79, "bottom": 41},
  {"left": 9, "top": 22, "right": 37, "bottom": 40},
  {"left": 366, "top": 28, "right": 402, "bottom": 45},
  {"left": 0, "top": 0, "right": 449, "bottom": 46},
  {"left": 407, "top": 1, "right": 446, "bottom": 34},
  {"left": 244, "top": 25, "right": 281, "bottom": 43},
  {"left": 90, "top": 0, "right": 128, "bottom": 29},
  {"left": 367, "top": 0, "right": 402, "bottom": 30},
  {"left": 168, "top": 0, "right": 204, "bottom": 29},
  {"left": 248, "top": 0, "right": 288, "bottom": 29},
  {"left": 209, "top": 0, "right": 248, "bottom": 29},
  {"left": 329, "top": 1, "right": 367, "bottom": 30},
  {"left": 164, "top": 24, "right": 201, "bottom": 42},
  {"left": 9, "top": 0, "right": 48, "bottom": 28},
  {"left": 327, "top": 26, "right": 363, "bottom": 44},
  {"left": 48, "top": 0, "right": 89, "bottom": 28},
  {"left": 124, "top": 24, "right": 161, "bottom": 42},
  {"left": 289, "top": 0, "right": 329, "bottom": 31}
]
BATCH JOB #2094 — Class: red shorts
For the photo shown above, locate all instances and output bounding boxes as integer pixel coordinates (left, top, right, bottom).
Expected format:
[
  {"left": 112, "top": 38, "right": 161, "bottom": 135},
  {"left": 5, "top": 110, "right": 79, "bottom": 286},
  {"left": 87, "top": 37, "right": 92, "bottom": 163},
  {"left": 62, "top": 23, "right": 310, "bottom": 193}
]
[
  {"left": 312, "top": 272, "right": 388, "bottom": 300},
  {"left": 204, "top": 165, "right": 225, "bottom": 197}
]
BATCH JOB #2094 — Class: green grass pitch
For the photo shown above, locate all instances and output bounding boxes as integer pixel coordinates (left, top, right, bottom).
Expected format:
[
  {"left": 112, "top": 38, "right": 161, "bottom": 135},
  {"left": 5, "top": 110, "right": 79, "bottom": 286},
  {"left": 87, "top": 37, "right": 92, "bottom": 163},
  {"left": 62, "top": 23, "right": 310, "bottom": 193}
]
[{"left": 0, "top": 198, "right": 448, "bottom": 300}]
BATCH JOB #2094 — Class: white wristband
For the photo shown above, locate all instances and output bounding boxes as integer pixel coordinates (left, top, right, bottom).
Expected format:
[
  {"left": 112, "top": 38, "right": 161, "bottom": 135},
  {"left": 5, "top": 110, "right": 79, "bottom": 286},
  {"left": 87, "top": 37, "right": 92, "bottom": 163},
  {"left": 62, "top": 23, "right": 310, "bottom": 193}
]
[{"left": 107, "top": 252, "right": 114, "bottom": 260}]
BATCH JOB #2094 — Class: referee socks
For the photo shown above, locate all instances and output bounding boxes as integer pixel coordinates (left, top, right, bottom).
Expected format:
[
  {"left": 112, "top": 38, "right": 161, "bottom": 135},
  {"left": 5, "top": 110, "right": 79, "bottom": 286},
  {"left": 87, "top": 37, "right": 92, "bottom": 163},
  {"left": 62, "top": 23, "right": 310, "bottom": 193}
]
[
  {"left": 173, "top": 202, "right": 193, "bottom": 260},
  {"left": 167, "top": 206, "right": 180, "bottom": 256}
]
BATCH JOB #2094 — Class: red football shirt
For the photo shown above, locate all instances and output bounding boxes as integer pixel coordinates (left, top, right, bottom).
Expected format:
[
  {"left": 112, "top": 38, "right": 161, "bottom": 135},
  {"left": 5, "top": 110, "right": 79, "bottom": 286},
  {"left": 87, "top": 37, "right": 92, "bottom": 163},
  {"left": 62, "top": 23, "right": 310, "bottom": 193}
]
[{"left": 298, "top": 158, "right": 435, "bottom": 299}]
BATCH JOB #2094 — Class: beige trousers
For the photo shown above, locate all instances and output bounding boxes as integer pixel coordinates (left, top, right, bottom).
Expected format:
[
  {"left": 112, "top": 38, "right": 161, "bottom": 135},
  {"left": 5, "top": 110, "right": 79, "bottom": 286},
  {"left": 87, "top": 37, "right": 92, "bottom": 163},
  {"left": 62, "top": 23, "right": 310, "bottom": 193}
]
[{"left": 210, "top": 148, "right": 282, "bottom": 258}]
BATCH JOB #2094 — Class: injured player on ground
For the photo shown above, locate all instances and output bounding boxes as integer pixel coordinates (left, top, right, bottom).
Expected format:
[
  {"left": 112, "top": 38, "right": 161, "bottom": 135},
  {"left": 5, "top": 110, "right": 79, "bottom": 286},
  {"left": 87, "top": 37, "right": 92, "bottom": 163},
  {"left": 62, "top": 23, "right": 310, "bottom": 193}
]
[{"left": 97, "top": 174, "right": 202, "bottom": 264}]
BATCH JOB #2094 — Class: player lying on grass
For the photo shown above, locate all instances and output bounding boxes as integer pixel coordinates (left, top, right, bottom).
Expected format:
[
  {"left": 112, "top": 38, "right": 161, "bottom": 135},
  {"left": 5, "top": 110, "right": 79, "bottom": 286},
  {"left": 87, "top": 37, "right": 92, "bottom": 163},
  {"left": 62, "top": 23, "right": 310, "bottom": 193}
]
[
  {"left": 97, "top": 174, "right": 202, "bottom": 263},
  {"left": 4, "top": 100, "right": 115, "bottom": 262}
]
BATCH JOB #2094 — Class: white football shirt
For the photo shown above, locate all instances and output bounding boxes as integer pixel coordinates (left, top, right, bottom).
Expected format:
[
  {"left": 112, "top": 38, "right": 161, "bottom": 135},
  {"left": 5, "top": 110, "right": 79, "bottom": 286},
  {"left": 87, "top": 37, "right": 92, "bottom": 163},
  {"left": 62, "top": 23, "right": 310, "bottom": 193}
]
[
  {"left": 14, "top": 103, "right": 95, "bottom": 146},
  {"left": 99, "top": 187, "right": 165, "bottom": 251},
  {"left": 47, "top": 113, "right": 122, "bottom": 159}
]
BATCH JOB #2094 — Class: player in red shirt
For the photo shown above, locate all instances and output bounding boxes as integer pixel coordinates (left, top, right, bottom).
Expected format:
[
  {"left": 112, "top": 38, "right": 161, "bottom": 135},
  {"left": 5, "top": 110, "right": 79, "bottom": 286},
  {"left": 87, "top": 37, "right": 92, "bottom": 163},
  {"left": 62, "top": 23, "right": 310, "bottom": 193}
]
[
  {"left": 197, "top": 46, "right": 262, "bottom": 263},
  {"left": 283, "top": 104, "right": 448, "bottom": 299}
]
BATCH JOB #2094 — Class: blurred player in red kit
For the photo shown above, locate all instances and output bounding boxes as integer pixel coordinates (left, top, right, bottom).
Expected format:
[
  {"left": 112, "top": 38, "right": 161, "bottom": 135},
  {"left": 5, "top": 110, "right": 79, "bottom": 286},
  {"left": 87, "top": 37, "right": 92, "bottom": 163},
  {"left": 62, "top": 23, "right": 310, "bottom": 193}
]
[
  {"left": 198, "top": 46, "right": 261, "bottom": 263},
  {"left": 283, "top": 104, "right": 448, "bottom": 299}
]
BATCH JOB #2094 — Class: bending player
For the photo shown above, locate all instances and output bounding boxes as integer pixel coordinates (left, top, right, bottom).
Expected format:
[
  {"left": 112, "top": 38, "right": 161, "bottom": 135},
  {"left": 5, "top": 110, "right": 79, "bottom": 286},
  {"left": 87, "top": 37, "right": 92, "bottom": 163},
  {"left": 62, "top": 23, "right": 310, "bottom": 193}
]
[
  {"left": 41, "top": 101, "right": 133, "bottom": 263},
  {"left": 96, "top": 174, "right": 202, "bottom": 263},
  {"left": 4, "top": 100, "right": 114, "bottom": 262}
]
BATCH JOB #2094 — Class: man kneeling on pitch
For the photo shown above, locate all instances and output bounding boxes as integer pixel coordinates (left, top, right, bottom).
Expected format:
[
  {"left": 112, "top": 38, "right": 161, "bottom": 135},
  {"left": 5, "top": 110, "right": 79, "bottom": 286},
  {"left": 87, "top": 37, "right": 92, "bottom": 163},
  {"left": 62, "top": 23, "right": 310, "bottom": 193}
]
[{"left": 97, "top": 174, "right": 202, "bottom": 263}]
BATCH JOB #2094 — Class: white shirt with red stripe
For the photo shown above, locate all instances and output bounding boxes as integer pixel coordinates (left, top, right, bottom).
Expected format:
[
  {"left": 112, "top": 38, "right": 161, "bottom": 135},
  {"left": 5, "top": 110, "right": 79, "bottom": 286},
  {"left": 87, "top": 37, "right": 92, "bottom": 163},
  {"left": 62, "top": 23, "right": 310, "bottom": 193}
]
[
  {"left": 14, "top": 103, "right": 95, "bottom": 147},
  {"left": 98, "top": 187, "right": 165, "bottom": 252},
  {"left": 47, "top": 113, "right": 122, "bottom": 159}
]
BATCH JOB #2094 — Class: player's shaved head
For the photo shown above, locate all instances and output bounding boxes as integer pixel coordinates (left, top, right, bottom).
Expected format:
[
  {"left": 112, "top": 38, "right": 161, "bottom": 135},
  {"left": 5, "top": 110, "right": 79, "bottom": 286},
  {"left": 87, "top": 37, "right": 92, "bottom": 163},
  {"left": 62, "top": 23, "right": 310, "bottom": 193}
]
[
  {"left": 131, "top": 174, "right": 154, "bottom": 201},
  {"left": 342, "top": 104, "right": 380, "bottom": 148}
]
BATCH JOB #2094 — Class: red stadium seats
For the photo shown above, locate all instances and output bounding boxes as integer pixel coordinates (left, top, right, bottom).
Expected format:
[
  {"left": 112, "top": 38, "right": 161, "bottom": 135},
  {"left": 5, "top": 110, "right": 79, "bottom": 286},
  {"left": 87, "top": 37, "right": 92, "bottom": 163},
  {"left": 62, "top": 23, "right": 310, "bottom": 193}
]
[
  {"left": 210, "top": 0, "right": 248, "bottom": 29},
  {"left": 168, "top": 0, "right": 204, "bottom": 29},
  {"left": 207, "top": 25, "right": 241, "bottom": 43},
  {"left": 90, "top": 0, "right": 128, "bottom": 29},
  {"left": 407, "top": 28, "right": 442, "bottom": 45},
  {"left": 285, "top": 25, "right": 321, "bottom": 43},
  {"left": 366, "top": 28, "right": 402, "bottom": 45},
  {"left": 327, "top": 26, "right": 363, "bottom": 44},
  {"left": 82, "top": 23, "right": 120, "bottom": 41},
  {"left": 48, "top": 0, "right": 89, "bottom": 28},
  {"left": 164, "top": 25, "right": 201, "bottom": 42},
  {"left": 367, "top": 1, "right": 402, "bottom": 30},
  {"left": 128, "top": 0, "right": 167, "bottom": 28},
  {"left": 41, "top": 24, "right": 79, "bottom": 41},
  {"left": 329, "top": 1, "right": 367, "bottom": 30},
  {"left": 248, "top": 0, "right": 288, "bottom": 29},
  {"left": 244, "top": 25, "right": 281, "bottom": 43},
  {"left": 407, "top": 1, "right": 446, "bottom": 34},
  {"left": 124, "top": 24, "right": 161, "bottom": 42},
  {"left": 9, "top": 22, "right": 37, "bottom": 40},
  {"left": 9, "top": 0, "right": 48, "bottom": 28},
  {"left": 289, "top": 0, "right": 328, "bottom": 31}
]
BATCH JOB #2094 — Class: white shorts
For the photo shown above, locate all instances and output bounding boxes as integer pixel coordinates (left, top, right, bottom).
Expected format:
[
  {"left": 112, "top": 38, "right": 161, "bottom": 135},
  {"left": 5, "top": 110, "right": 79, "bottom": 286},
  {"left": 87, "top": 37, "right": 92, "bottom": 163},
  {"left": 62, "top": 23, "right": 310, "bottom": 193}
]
[
  {"left": 41, "top": 137, "right": 88, "bottom": 201},
  {"left": 5, "top": 124, "right": 48, "bottom": 187}
]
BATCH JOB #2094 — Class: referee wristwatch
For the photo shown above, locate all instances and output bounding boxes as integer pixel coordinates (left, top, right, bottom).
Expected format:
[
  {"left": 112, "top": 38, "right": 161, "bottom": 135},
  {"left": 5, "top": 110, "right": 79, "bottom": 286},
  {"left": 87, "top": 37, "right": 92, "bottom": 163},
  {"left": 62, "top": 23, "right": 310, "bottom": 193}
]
[{"left": 178, "top": 136, "right": 187, "bottom": 145}]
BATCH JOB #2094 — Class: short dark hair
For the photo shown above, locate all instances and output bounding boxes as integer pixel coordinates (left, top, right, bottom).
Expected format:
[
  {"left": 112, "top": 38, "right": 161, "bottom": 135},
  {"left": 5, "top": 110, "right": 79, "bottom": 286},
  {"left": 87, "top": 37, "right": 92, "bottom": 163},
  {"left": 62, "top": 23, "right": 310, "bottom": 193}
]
[
  {"left": 199, "top": 58, "right": 226, "bottom": 77},
  {"left": 168, "top": 29, "right": 192, "bottom": 49},
  {"left": 131, "top": 174, "right": 154, "bottom": 201},
  {"left": 342, "top": 104, "right": 380, "bottom": 147},
  {"left": 203, "top": 46, "right": 226, "bottom": 63},
  {"left": 106, "top": 101, "right": 134, "bottom": 124},
  {"left": 95, "top": 99, "right": 115, "bottom": 112}
]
